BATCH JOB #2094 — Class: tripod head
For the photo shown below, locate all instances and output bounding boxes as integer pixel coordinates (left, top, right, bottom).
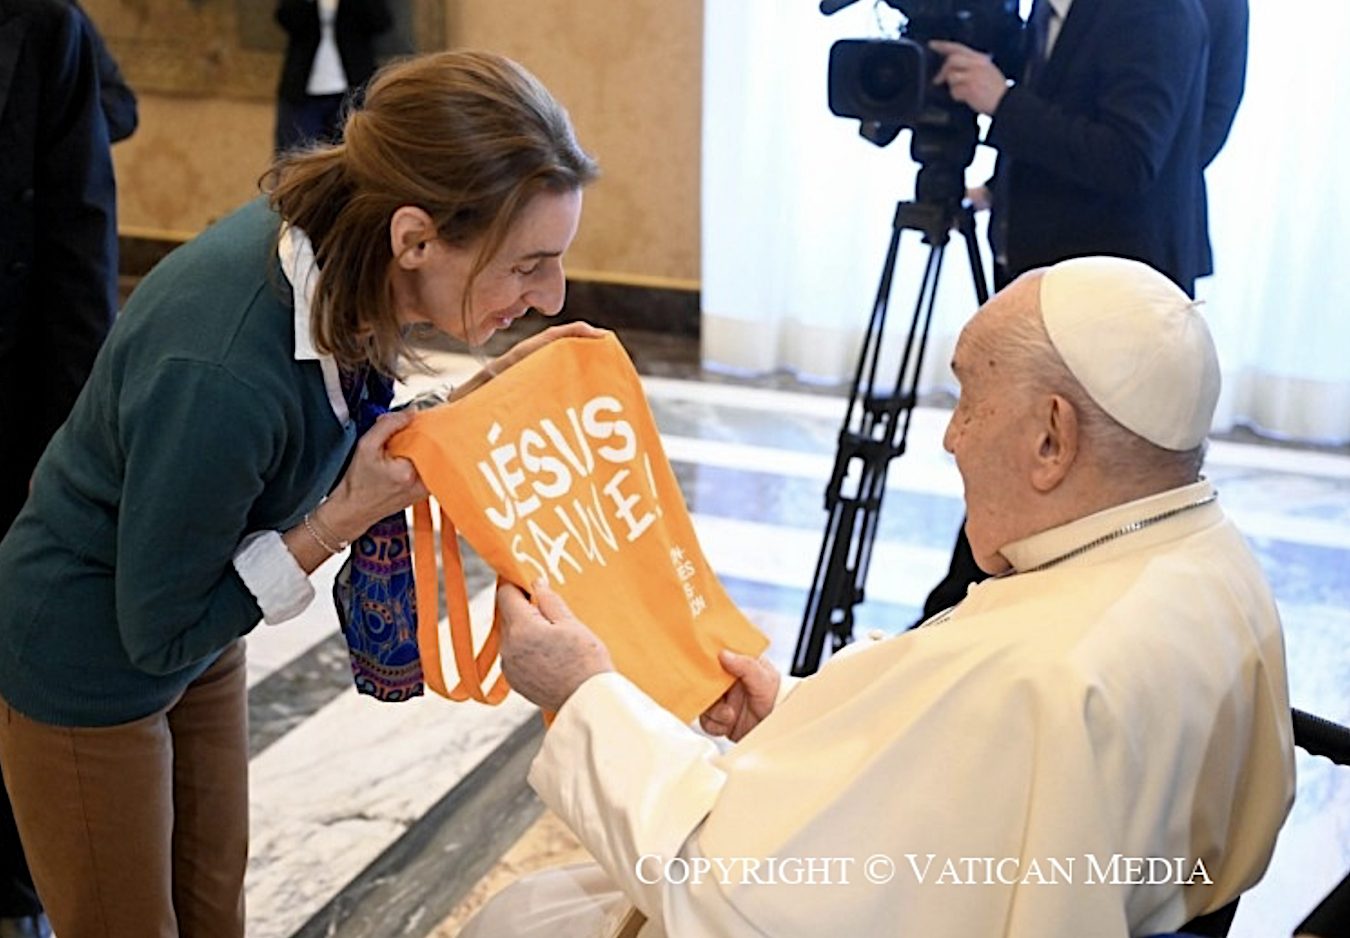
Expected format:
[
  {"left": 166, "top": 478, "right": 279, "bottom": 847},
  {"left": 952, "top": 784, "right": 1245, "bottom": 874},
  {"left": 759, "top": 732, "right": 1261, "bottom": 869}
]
[{"left": 895, "top": 92, "right": 982, "bottom": 248}]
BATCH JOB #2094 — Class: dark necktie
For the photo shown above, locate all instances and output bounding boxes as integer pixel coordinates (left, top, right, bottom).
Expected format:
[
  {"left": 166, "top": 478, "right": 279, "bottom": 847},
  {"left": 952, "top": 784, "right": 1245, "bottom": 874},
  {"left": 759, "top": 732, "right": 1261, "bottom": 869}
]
[
  {"left": 992, "top": 0, "right": 1056, "bottom": 267},
  {"left": 331, "top": 364, "right": 424, "bottom": 701},
  {"left": 1024, "top": 0, "right": 1054, "bottom": 86}
]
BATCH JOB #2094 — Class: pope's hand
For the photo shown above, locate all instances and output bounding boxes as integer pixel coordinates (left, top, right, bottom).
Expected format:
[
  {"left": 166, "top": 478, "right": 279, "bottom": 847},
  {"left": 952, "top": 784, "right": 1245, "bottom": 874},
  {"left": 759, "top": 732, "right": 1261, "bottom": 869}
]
[
  {"left": 497, "top": 578, "right": 614, "bottom": 713},
  {"left": 699, "top": 651, "right": 781, "bottom": 742}
]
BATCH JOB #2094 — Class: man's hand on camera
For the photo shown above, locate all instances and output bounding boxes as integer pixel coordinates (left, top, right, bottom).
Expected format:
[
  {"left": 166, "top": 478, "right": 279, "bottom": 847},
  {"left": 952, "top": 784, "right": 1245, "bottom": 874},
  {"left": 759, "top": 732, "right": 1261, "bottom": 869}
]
[
  {"left": 930, "top": 40, "right": 1009, "bottom": 116},
  {"left": 966, "top": 185, "right": 992, "bottom": 212}
]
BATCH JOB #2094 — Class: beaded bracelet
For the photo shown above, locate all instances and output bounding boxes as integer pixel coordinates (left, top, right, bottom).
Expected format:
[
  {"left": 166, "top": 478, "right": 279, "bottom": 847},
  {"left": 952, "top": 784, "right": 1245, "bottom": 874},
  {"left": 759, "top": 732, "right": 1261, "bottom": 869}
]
[{"left": 303, "top": 510, "right": 349, "bottom": 555}]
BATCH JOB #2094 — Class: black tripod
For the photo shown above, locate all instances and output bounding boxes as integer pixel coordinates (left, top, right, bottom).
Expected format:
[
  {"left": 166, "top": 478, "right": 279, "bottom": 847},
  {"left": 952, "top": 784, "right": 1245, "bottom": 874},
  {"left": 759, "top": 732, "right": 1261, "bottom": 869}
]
[{"left": 791, "top": 195, "right": 989, "bottom": 677}]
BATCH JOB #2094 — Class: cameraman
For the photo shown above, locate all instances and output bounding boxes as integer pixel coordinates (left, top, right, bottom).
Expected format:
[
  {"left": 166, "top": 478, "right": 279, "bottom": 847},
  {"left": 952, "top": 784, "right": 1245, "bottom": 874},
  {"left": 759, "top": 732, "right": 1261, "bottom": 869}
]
[{"left": 931, "top": 0, "right": 1207, "bottom": 295}]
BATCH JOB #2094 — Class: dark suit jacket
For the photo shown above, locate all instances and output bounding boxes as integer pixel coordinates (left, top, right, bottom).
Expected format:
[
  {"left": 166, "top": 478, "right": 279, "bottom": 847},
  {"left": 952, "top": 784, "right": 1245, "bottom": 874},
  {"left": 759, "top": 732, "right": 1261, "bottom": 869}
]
[
  {"left": 275, "top": 0, "right": 392, "bottom": 104},
  {"left": 1195, "top": 0, "right": 1248, "bottom": 277},
  {"left": 0, "top": 0, "right": 116, "bottom": 532},
  {"left": 74, "top": 0, "right": 136, "bottom": 141},
  {"left": 986, "top": 0, "right": 1208, "bottom": 296}
]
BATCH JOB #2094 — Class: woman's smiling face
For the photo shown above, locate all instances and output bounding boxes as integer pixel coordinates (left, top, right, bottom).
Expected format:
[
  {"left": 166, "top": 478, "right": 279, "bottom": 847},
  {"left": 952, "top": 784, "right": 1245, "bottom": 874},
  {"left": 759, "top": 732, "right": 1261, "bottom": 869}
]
[{"left": 395, "top": 187, "right": 584, "bottom": 346}]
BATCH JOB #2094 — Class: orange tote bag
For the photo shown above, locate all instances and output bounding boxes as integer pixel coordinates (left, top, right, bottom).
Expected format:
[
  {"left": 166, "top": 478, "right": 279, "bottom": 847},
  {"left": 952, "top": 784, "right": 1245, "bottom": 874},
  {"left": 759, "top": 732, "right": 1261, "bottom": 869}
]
[{"left": 387, "top": 333, "right": 768, "bottom": 722}]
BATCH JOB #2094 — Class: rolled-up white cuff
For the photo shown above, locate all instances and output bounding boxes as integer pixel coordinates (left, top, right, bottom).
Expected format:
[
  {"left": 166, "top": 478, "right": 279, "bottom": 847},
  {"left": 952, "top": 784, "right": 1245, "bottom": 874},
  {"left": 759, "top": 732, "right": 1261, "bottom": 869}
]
[{"left": 234, "top": 530, "right": 316, "bottom": 624}]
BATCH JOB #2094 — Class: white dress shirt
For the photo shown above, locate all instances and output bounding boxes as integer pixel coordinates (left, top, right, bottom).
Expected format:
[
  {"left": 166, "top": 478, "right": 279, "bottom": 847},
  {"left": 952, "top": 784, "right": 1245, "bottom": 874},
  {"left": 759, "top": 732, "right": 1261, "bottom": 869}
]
[
  {"left": 306, "top": 0, "right": 349, "bottom": 96},
  {"left": 230, "top": 226, "right": 351, "bottom": 624}
]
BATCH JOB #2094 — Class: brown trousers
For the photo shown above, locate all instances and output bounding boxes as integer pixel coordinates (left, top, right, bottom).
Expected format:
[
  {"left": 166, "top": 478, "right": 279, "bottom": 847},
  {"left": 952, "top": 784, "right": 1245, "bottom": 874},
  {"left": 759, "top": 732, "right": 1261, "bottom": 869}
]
[{"left": 0, "top": 640, "right": 248, "bottom": 938}]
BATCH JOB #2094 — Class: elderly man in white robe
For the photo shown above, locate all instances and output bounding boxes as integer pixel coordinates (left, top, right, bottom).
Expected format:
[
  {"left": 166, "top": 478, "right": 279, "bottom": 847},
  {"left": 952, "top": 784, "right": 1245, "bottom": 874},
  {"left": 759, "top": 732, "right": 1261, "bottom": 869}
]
[{"left": 463, "top": 256, "right": 1295, "bottom": 938}]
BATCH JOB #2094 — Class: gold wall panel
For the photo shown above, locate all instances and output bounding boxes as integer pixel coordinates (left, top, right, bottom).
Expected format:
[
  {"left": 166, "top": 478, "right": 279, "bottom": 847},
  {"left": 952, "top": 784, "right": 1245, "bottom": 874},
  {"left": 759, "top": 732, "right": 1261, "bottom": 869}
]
[
  {"left": 451, "top": 1, "right": 704, "bottom": 283},
  {"left": 97, "top": 0, "right": 702, "bottom": 283},
  {"left": 82, "top": 0, "right": 446, "bottom": 100},
  {"left": 111, "top": 95, "right": 275, "bottom": 234}
]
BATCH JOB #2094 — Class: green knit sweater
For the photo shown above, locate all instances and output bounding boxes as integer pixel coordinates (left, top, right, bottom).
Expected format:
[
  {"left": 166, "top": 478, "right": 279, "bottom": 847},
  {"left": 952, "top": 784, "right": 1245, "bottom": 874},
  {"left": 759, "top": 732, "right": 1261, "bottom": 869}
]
[{"left": 0, "top": 198, "right": 356, "bottom": 726}]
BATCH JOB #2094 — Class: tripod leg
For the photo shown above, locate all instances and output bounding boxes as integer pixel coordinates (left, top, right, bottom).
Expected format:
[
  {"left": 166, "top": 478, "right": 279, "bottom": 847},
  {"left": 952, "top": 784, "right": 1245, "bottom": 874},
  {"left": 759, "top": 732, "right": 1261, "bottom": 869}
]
[
  {"left": 795, "top": 198, "right": 990, "bottom": 673},
  {"left": 912, "top": 204, "right": 995, "bottom": 627},
  {"left": 794, "top": 222, "right": 949, "bottom": 676},
  {"left": 957, "top": 204, "right": 990, "bottom": 305},
  {"left": 794, "top": 498, "right": 857, "bottom": 674},
  {"left": 852, "top": 240, "right": 947, "bottom": 623},
  {"left": 793, "top": 209, "right": 910, "bottom": 677}
]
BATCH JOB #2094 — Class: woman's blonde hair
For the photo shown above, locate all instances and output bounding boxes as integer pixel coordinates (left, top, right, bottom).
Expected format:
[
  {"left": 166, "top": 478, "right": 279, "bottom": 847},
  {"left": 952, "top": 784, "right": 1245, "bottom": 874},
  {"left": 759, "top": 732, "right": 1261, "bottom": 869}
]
[{"left": 264, "top": 50, "right": 598, "bottom": 374}]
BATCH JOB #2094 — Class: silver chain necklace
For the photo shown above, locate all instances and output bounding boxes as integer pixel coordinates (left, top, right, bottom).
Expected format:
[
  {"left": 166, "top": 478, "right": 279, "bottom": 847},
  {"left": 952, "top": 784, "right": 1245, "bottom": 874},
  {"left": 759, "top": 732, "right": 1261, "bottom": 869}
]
[
  {"left": 1022, "top": 491, "right": 1218, "bottom": 574},
  {"left": 921, "top": 490, "right": 1218, "bottom": 629}
]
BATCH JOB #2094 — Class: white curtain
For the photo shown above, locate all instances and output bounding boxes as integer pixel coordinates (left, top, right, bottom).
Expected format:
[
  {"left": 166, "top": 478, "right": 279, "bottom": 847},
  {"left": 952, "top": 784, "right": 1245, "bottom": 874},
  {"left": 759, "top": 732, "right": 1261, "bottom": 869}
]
[{"left": 701, "top": 0, "right": 1350, "bottom": 444}]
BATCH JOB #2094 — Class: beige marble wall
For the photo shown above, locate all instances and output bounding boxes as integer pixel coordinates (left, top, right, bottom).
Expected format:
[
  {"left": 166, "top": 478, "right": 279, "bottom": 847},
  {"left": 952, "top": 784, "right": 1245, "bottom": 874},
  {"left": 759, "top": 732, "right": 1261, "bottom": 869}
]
[
  {"left": 112, "top": 96, "right": 276, "bottom": 237},
  {"left": 105, "top": 0, "right": 703, "bottom": 283},
  {"left": 448, "top": 1, "right": 703, "bottom": 285}
]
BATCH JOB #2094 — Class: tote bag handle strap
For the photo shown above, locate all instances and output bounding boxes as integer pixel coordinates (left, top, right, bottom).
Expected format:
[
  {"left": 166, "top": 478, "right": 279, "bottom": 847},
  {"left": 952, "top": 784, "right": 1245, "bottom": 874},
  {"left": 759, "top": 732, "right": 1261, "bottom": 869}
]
[{"left": 410, "top": 498, "right": 510, "bottom": 704}]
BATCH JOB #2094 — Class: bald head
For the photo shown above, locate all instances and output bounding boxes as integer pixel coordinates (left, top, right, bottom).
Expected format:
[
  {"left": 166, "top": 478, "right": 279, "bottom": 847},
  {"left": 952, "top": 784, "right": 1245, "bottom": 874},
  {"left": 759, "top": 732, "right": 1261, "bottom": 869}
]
[
  {"left": 956, "top": 271, "right": 1042, "bottom": 371},
  {"left": 944, "top": 258, "right": 1216, "bottom": 573}
]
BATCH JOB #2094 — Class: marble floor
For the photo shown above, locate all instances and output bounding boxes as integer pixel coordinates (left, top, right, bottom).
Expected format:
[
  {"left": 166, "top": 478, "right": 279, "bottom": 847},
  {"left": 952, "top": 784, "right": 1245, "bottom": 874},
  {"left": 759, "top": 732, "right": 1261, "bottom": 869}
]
[{"left": 239, "top": 328, "right": 1350, "bottom": 938}]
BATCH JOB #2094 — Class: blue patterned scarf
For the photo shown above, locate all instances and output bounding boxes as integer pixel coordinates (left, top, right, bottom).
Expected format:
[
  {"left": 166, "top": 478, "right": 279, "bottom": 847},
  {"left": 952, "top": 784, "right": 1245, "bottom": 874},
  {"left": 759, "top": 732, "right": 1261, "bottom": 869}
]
[{"left": 331, "top": 365, "right": 424, "bottom": 701}]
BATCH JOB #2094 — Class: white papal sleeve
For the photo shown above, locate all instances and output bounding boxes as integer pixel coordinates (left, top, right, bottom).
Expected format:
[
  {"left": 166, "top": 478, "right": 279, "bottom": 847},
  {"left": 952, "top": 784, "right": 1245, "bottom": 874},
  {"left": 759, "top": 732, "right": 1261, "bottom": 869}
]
[{"left": 528, "top": 672, "right": 730, "bottom": 921}]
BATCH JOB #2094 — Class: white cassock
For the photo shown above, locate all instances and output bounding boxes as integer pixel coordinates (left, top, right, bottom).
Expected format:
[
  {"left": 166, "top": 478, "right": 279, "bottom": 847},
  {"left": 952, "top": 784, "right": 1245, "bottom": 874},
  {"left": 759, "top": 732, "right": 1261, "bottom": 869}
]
[{"left": 462, "top": 481, "right": 1295, "bottom": 937}]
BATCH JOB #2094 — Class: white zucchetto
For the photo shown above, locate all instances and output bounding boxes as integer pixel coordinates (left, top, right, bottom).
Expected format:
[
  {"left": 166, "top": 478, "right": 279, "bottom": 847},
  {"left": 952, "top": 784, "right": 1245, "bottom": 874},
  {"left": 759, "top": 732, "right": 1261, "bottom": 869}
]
[{"left": 1039, "top": 256, "right": 1221, "bottom": 451}]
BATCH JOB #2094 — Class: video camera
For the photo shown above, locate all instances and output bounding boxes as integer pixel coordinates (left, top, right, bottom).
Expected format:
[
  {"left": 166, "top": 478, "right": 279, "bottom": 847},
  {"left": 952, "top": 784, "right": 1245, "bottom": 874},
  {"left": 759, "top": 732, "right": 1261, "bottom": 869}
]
[{"left": 822, "top": 0, "right": 1023, "bottom": 203}]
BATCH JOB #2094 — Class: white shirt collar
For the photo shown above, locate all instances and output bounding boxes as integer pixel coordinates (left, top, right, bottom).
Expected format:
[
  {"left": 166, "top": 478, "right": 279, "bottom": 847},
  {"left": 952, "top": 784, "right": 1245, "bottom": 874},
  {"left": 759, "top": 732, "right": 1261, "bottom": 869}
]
[
  {"left": 279, "top": 223, "right": 322, "bottom": 361},
  {"left": 278, "top": 223, "right": 350, "bottom": 425}
]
